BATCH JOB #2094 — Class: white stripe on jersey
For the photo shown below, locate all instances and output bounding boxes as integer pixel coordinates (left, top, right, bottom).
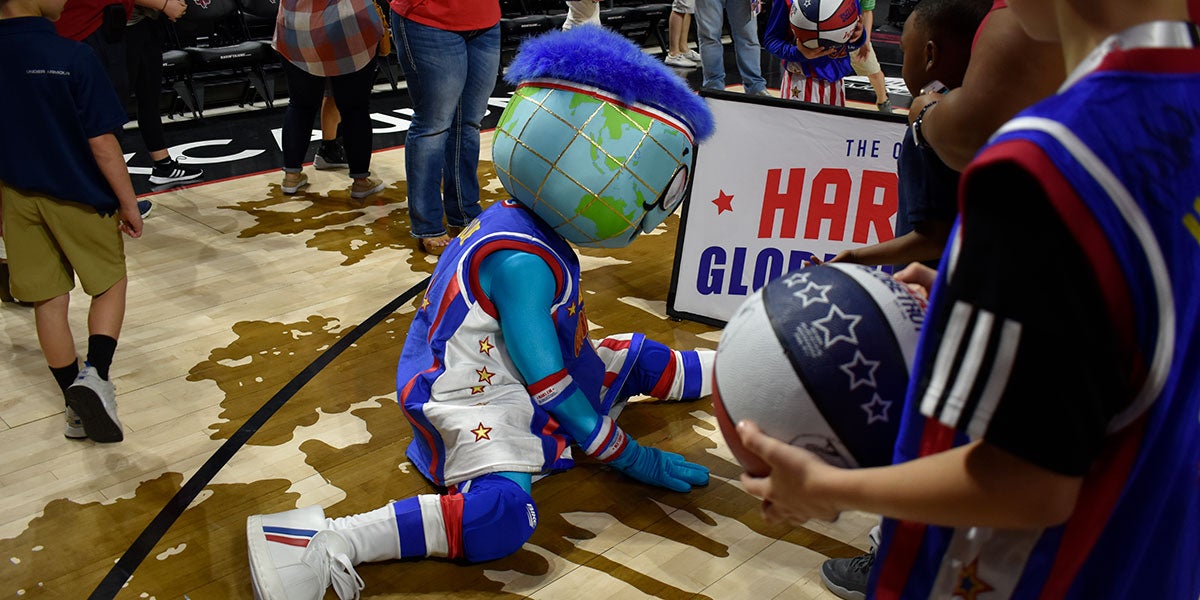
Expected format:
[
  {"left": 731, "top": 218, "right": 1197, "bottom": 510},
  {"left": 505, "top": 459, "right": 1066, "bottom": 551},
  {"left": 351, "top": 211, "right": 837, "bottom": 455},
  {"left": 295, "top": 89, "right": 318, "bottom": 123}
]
[
  {"left": 939, "top": 309, "right": 996, "bottom": 426},
  {"left": 919, "top": 301, "right": 973, "bottom": 417},
  {"left": 967, "top": 319, "right": 1021, "bottom": 440},
  {"left": 920, "top": 300, "right": 1025, "bottom": 436},
  {"left": 996, "top": 116, "right": 1175, "bottom": 433}
]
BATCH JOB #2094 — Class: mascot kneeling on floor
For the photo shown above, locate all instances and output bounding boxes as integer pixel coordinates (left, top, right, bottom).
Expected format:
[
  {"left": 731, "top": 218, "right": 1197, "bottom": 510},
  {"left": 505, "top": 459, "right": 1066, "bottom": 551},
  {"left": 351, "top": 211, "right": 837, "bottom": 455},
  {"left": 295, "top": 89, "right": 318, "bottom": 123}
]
[{"left": 246, "top": 24, "right": 716, "bottom": 600}]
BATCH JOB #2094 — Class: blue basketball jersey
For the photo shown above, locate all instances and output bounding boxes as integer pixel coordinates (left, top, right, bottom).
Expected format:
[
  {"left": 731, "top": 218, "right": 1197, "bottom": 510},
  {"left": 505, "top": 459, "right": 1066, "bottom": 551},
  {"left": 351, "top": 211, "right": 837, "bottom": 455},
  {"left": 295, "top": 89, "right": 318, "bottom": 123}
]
[
  {"left": 397, "top": 200, "right": 610, "bottom": 486},
  {"left": 871, "top": 21, "right": 1200, "bottom": 599}
]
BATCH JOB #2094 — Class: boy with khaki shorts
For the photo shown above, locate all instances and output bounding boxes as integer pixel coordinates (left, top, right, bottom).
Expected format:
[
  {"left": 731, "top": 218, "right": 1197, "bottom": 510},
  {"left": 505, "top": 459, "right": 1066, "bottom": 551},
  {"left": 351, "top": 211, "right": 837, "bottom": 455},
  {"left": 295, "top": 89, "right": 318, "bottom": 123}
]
[{"left": 0, "top": 0, "right": 144, "bottom": 442}]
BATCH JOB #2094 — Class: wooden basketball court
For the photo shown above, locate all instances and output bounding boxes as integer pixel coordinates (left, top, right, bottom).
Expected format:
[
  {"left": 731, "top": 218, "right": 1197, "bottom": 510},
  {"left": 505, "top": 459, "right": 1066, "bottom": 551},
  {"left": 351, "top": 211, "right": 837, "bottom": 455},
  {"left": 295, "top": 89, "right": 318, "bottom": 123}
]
[{"left": 0, "top": 120, "right": 882, "bottom": 598}]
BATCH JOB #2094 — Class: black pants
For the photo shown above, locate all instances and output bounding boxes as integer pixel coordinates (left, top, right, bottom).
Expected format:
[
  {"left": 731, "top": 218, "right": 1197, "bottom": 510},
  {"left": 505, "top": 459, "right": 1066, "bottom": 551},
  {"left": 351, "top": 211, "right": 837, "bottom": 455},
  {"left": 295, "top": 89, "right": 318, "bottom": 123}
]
[
  {"left": 125, "top": 18, "right": 168, "bottom": 153},
  {"left": 81, "top": 19, "right": 168, "bottom": 154},
  {"left": 281, "top": 58, "right": 378, "bottom": 178}
]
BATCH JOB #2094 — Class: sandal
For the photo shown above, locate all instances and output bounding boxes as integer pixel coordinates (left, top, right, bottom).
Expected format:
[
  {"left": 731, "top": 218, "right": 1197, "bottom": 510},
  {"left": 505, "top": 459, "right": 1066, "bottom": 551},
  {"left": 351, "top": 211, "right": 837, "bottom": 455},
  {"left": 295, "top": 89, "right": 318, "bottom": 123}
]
[{"left": 419, "top": 235, "right": 453, "bottom": 256}]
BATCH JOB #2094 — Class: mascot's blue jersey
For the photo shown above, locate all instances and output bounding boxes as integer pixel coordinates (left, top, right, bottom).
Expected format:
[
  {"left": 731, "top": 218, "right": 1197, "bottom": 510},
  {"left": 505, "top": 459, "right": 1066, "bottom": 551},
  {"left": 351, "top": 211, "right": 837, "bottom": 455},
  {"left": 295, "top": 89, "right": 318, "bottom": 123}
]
[
  {"left": 396, "top": 200, "right": 620, "bottom": 487},
  {"left": 871, "top": 21, "right": 1200, "bottom": 600}
]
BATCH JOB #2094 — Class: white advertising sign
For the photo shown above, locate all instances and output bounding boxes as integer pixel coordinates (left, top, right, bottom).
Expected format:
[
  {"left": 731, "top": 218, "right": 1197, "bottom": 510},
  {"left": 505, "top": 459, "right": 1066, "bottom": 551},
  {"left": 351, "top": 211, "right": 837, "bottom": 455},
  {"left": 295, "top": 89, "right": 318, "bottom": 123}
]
[{"left": 669, "top": 92, "right": 908, "bottom": 325}]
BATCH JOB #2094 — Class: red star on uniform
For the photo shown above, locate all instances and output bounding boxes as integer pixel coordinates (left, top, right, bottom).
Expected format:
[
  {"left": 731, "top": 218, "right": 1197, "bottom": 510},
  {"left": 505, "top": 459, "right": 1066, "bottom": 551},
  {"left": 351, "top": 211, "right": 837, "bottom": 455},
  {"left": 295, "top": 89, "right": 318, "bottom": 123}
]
[
  {"left": 471, "top": 422, "right": 492, "bottom": 442},
  {"left": 476, "top": 366, "right": 496, "bottom": 384},
  {"left": 712, "top": 190, "right": 734, "bottom": 214},
  {"left": 478, "top": 336, "right": 494, "bottom": 356},
  {"left": 470, "top": 385, "right": 486, "bottom": 395}
]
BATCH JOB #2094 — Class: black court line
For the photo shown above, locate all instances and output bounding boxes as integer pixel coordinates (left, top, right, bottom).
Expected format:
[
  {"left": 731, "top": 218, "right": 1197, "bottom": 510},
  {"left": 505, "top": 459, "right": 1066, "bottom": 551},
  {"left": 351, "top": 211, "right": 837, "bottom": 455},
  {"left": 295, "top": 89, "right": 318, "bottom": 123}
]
[{"left": 88, "top": 276, "right": 431, "bottom": 600}]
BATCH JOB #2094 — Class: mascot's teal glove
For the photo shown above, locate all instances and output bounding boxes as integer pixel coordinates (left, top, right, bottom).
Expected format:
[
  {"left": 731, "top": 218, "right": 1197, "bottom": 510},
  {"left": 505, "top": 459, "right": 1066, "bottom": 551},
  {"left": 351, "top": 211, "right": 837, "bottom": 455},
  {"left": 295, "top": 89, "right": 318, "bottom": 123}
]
[
  {"left": 610, "top": 438, "right": 710, "bottom": 492},
  {"left": 583, "top": 415, "right": 709, "bottom": 492}
]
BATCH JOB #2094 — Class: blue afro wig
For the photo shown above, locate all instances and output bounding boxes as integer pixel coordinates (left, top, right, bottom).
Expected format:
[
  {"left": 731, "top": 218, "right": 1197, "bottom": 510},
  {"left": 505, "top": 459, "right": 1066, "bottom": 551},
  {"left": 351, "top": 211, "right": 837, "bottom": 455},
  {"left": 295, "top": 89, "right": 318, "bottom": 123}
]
[{"left": 503, "top": 26, "right": 714, "bottom": 141}]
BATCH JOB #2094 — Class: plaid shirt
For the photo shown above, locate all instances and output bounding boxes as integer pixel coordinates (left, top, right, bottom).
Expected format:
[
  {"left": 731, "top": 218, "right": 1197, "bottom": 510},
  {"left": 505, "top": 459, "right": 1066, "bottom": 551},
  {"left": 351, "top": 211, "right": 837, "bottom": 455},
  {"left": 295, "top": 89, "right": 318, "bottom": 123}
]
[{"left": 273, "top": 0, "right": 383, "bottom": 76}]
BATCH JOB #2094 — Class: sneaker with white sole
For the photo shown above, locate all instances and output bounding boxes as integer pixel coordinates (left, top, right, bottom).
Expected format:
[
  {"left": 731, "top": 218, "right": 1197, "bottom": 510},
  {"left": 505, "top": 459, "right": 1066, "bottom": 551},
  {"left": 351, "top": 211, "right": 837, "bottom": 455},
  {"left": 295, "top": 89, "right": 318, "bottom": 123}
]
[
  {"left": 281, "top": 172, "right": 309, "bottom": 195},
  {"left": 137, "top": 199, "right": 153, "bottom": 218},
  {"left": 149, "top": 158, "right": 203, "bottom": 185},
  {"left": 314, "top": 141, "right": 349, "bottom": 170},
  {"left": 820, "top": 550, "right": 874, "bottom": 600},
  {"left": 683, "top": 49, "right": 702, "bottom": 62},
  {"left": 64, "top": 365, "right": 123, "bottom": 443},
  {"left": 64, "top": 405, "right": 87, "bottom": 439},
  {"left": 350, "top": 177, "right": 384, "bottom": 199},
  {"left": 664, "top": 53, "right": 699, "bottom": 68},
  {"left": 247, "top": 506, "right": 365, "bottom": 600}
]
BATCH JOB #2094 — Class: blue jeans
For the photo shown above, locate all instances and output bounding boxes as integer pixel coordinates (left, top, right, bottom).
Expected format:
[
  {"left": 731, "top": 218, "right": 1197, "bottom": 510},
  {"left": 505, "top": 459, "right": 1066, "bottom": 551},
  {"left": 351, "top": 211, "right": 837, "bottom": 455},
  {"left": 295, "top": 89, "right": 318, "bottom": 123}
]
[
  {"left": 694, "top": 0, "right": 766, "bottom": 93},
  {"left": 391, "top": 14, "right": 500, "bottom": 238}
]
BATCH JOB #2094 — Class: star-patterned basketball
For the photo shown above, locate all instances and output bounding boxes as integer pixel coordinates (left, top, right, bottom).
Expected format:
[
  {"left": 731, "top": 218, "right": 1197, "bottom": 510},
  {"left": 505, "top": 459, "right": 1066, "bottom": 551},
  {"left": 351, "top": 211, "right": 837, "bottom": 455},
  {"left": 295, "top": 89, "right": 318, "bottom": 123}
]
[{"left": 712, "top": 263, "right": 926, "bottom": 473}]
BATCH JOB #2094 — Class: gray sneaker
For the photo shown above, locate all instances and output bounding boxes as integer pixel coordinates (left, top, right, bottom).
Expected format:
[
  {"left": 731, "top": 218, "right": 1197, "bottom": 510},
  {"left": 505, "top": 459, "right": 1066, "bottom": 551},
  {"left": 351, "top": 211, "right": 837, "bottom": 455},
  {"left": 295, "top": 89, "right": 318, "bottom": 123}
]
[
  {"left": 820, "top": 551, "right": 874, "bottom": 600},
  {"left": 65, "top": 365, "right": 123, "bottom": 443},
  {"left": 64, "top": 405, "right": 87, "bottom": 439}
]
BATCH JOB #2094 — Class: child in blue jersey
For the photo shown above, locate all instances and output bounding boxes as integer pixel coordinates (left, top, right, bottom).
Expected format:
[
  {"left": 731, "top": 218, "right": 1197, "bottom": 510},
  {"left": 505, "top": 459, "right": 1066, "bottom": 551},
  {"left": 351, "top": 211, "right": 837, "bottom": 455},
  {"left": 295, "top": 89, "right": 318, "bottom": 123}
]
[
  {"left": 763, "top": 0, "right": 864, "bottom": 105},
  {"left": 737, "top": 1, "right": 1200, "bottom": 599},
  {"left": 0, "top": 0, "right": 144, "bottom": 443},
  {"left": 246, "top": 26, "right": 717, "bottom": 600}
]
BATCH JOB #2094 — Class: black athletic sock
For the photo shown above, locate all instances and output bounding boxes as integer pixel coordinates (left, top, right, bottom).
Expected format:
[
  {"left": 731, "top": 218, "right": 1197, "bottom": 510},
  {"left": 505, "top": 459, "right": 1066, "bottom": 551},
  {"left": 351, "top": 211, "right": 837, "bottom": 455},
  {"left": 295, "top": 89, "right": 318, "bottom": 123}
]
[
  {"left": 50, "top": 361, "right": 80, "bottom": 392},
  {"left": 154, "top": 157, "right": 174, "bottom": 168},
  {"left": 86, "top": 335, "right": 118, "bottom": 381}
]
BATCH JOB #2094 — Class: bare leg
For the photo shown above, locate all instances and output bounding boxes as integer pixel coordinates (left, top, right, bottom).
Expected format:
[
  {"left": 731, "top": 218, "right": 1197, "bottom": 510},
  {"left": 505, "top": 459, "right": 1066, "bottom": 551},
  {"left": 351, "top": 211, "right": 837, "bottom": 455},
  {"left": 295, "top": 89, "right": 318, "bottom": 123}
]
[
  {"left": 669, "top": 11, "right": 686, "bottom": 56},
  {"left": 868, "top": 70, "right": 888, "bottom": 104},
  {"left": 87, "top": 276, "right": 127, "bottom": 341},
  {"left": 321, "top": 95, "right": 341, "bottom": 142},
  {"left": 34, "top": 293, "right": 77, "bottom": 369}
]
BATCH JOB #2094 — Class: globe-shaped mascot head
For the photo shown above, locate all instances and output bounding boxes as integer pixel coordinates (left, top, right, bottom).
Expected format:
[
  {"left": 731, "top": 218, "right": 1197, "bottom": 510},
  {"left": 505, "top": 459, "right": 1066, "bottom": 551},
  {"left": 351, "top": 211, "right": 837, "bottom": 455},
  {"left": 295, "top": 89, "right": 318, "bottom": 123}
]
[{"left": 493, "top": 26, "right": 715, "bottom": 248}]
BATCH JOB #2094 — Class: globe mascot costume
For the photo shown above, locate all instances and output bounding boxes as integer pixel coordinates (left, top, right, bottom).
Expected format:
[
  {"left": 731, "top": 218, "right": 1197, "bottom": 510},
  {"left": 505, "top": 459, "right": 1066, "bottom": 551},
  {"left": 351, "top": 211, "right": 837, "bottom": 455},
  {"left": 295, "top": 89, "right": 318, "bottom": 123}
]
[{"left": 246, "top": 25, "right": 716, "bottom": 600}]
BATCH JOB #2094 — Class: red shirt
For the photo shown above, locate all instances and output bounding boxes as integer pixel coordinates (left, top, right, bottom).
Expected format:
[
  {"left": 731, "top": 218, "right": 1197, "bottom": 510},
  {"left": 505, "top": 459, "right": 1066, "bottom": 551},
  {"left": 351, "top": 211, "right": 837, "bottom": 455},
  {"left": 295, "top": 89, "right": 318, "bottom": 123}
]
[
  {"left": 971, "top": 0, "right": 1007, "bottom": 52},
  {"left": 389, "top": 0, "right": 499, "bottom": 32},
  {"left": 53, "top": 0, "right": 134, "bottom": 41}
]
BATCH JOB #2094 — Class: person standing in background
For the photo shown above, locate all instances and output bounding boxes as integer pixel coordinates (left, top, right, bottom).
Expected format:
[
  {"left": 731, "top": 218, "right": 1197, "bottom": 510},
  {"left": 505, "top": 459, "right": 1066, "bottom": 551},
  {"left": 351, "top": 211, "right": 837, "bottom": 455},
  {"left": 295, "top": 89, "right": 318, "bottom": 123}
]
[
  {"left": 664, "top": 0, "right": 701, "bottom": 67},
  {"left": 561, "top": 0, "right": 599, "bottom": 30},
  {"left": 850, "top": 0, "right": 893, "bottom": 112},
  {"left": 274, "top": 0, "right": 386, "bottom": 199},
  {"left": 762, "top": 0, "right": 863, "bottom": 105},
  {"left": 694, "top": 0, "right": 769, "bottom": 96},
  {"left": 389, "top": 0, "right": 500, "bottom": 255},
  {"left": 55, "top": 0, "right": 205, "bottom": 188}
]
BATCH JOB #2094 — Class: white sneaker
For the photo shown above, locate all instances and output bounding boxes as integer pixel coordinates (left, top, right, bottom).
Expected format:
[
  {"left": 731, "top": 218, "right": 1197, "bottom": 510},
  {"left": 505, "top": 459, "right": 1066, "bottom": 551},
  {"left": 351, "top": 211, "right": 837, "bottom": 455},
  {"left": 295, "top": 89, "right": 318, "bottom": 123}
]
[
  {"left": 64, "top": 405, "right": 87, "bottom": 439},
  {"left": 683, "top": 49, "right": 702, "bottom": 62},
  {"left": 247, "top": 506, "right": 364, "bottom": 600},
  {"left": 65, "top": 365, "right": 122, "bottom": 442},
  {"left": 664, "top": 53, "right": 699, "bottom": 68}
]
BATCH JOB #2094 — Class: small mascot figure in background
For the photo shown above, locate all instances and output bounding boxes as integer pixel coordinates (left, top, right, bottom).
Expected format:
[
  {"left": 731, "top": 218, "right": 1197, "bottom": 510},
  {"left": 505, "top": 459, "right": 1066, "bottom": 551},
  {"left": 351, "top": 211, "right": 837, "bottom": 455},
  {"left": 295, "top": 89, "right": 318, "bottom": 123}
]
[{"left": 246, "top": 25, "right": 716, "bottom": 600}]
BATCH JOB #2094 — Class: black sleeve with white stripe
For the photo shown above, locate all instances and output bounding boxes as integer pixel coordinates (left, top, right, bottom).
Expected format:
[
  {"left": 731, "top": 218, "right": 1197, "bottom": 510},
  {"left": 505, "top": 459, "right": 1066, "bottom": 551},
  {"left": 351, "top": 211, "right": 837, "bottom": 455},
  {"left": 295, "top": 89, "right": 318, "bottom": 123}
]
[{"left": 913, "top": 164, "right": 1129, "bottom": 477}]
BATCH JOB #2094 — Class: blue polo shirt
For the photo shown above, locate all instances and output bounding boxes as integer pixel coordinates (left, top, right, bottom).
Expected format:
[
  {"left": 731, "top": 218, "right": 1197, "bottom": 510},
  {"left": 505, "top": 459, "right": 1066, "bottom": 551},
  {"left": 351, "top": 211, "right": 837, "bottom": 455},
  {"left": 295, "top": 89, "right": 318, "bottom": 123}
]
[
  {"left": 895, "top": 127, "right": 959, "bottom": 237},
  {"left": 0, "top": 17, "right": 127, "bottom": 214}
]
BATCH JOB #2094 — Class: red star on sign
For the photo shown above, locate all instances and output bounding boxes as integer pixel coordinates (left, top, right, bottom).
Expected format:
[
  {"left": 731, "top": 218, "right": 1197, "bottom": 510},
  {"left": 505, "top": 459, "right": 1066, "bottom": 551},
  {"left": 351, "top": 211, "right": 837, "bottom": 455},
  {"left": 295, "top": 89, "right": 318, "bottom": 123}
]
[
  {"left": 712, "top": 190, "right": 734, "bottom": 214},
  {"left": 471, "top": 422, "right": 492, "bottom": 442}
]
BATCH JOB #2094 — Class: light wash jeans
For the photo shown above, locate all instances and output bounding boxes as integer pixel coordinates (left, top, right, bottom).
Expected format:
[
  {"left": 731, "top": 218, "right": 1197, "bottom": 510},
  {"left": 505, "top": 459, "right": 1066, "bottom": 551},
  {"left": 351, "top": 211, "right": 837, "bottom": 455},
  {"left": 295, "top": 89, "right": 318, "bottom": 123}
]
[
  {"left": 693, "top": 0, "right": 766, "bottom": 93},
  {"left": 392, "top": 13, "right": 500, "bottom": 239}
]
